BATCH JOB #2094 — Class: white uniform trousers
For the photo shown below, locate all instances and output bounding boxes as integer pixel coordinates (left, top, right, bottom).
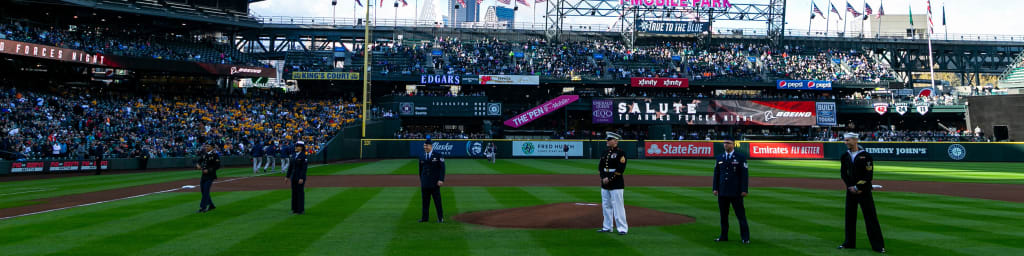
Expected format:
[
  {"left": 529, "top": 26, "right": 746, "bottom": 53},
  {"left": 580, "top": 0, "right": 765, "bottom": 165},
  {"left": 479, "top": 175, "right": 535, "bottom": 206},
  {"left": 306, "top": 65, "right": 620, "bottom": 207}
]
[{"left": 601, "top": 188, "right": 628, "bottom": 233}]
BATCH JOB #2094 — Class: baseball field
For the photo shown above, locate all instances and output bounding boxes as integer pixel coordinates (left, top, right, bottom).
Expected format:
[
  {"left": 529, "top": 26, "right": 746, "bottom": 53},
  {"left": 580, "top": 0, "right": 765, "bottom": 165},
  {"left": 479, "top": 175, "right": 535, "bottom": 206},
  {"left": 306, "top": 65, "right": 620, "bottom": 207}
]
[{"left": 1, "top": 159, "right": 1022, "bottom": 256}]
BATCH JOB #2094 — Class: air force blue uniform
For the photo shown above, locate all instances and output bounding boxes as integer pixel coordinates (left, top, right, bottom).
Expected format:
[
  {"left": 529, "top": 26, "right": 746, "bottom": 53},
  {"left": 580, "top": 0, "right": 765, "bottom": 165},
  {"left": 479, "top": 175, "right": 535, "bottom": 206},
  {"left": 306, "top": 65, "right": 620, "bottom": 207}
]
[
  {"left": 713, "top": 151, "right": 750, "bottom": 241},
  {"left": 419, "top": 149, "right": 446, "bottom": 222},
  {"left": 286, "top": 150, "right": 308, "bottom": 214}
]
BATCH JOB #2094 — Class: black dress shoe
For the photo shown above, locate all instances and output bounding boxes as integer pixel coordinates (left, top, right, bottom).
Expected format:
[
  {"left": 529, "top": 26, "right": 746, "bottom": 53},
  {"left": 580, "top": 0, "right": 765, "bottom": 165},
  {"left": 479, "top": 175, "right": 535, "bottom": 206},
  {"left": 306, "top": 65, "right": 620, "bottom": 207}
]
[
  {"left": 207, "top": 206, "right": 216, "bottom": 211},
  {"left": 438, "top": 218, "right": 444, "bottom": 223},
  {"left": 618, "top": 231, "right": 627, "bottom": 235},
  {"left": 742, "top": 240, "right": 751, "bottom": 244},
  {"left": 714, "top": 238, "right": 728, "bottom": 242},
  {"left": 874, "top": 248, "right": 886, "bottom": 253},
  {"left": 597, "top": 229, "right": 611, "bottom": 233}
]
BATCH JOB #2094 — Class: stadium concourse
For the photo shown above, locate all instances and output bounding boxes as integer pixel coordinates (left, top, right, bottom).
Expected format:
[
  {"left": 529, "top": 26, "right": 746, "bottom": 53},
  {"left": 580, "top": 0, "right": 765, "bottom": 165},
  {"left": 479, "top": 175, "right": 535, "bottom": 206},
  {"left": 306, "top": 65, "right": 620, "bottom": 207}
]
[{"left": 2, "top": 0, "right": 1024, "bottom": 255}]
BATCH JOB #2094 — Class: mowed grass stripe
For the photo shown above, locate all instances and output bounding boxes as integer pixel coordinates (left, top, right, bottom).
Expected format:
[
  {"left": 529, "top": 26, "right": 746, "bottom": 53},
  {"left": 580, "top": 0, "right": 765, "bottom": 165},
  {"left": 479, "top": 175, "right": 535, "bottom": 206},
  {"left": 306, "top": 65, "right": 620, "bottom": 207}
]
[
  {"left": 0, "top": 193, "right": 196, "bottom": 254},
  {"left": 383, "top": 187, "right": 471, "bottom": 256},
  {"left": 46, "top": 190, "right": 283, "bottom": 256},
  {"left": 459, "top": 187, "right": 549, "bottom": 256},
  {"left": 213, "top": 187, "right": 382, "bottom": 255},
  {"left": 614, "top": 187, "right": 807, "bottom": 256},
  {"left": 332, "top": 159, "right": 414, "bottom": 175},
  {"left": 755, "top": 188, "right": 1024, "bottom": 252},
  {"left": 631, "top": 187, "right": 879, "bottom": 256},
  {"left": 775, "top": 187, "right": 1024, "bottom": 224},
  {"left": 134, "top": 188, "right": 352, "bottom": 256},
  {"left": 745, "top": 188, "right": 984, "bottom": 255},
  {"left": 492, "top": 159, "right": 557, "bottom": 174},
  {"left": 388, "top": 159, "right": 423, "bottom": 175},
  {"left": 447, "top": 159, "right": 503, "bottom": 174},
  {"left": 300, "top": 187, "right": 414, "bottom": 255}
]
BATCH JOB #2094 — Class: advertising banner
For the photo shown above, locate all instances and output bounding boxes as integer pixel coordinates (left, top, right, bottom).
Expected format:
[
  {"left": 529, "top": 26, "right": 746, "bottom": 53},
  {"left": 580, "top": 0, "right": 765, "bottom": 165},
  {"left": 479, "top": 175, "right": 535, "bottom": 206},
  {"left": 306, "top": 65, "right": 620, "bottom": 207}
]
[
  {"left": 479, "top": 75, "right": 540, "bottom": 85},
  {"left": 644, "top": 142, "right": 714, "bottom": 158},
  {"left": 630, "top": 77, "right": 690, "bottom": 88},
  {"left": 504, "top": 95, "right": 579, "bottom": 128},
  {"left": 0, "top": 39, "right": 106, "bottom": 66},
  {"left": 860, "top": 143, "right": 931, "bottom": 161},
  {"left": 49, "top": 161, "right": 81, "bottom": 172},
  {"left": 10, "top": 162, "right": 45, "bottom": 173},
  {"left": 815, "top": 102, "right": 838, "bottom": 126},
  {"left": 420, "top": 74, "right": 461, "bottom": 85},
  {"left": 409, "top": 141, "right": 488, "bottom": 157},
  {"left": 636, "top": 20, "right": 711, "bottom": 34},
  {"left": 748, "top": 142, "right": 825, "bottom": 159},
  {"left": 512, "top": 141, "right": 584, "bottom": 157},
  {"left": 291, "top": 72, "right": 360, "bottom": 80},
  {"left": 777, "top": 80, "right": 833, "bottom": 90},
  {"left": 595, "top": 98, "right": 817, "bottom": 126}
]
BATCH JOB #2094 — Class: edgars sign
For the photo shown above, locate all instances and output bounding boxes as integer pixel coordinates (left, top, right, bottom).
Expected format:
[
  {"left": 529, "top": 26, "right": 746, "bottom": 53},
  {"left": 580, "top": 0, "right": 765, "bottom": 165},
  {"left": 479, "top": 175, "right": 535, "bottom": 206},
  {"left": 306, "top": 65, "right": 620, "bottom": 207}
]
[{"left": 421, "top": 75, "right": 461, "bottom": 85}]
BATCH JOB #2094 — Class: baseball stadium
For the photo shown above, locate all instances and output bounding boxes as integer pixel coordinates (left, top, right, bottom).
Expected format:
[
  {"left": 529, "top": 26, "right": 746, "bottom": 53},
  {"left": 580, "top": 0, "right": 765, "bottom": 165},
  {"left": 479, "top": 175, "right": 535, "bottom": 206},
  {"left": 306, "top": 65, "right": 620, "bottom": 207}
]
[{"left": 1, "top": 0, "right": 1023, "bottom": 255}]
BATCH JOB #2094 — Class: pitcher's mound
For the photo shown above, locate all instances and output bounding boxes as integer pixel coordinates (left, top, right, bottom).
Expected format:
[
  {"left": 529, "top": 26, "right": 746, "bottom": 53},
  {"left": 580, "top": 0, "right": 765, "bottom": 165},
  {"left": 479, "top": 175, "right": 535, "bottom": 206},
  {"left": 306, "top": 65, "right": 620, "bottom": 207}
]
[{"left": 454, "top": 203, "right": 695, "bottom": 229}]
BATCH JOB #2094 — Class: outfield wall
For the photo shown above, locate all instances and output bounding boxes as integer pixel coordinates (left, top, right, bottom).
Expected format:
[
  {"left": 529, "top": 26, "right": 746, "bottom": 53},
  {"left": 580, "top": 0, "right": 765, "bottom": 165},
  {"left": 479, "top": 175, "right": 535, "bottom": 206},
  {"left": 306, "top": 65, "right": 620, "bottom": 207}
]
[
  {"left": 3, "top": 139, "right": 1022, "bottom": 176},
  {"left": 358, "top": 139, "right": 1024, "bottom": 162}
]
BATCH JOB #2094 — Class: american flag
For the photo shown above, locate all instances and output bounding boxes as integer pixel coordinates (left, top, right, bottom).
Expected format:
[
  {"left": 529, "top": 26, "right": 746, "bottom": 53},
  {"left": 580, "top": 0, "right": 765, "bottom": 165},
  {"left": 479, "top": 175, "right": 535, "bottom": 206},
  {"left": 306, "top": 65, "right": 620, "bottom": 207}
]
[
  {"left": 516, "top": 0, "right": 530, "bottom": 7},
  {"left": 496, "top": 0, "right": 510, "bottom": 5},
  {"left": 399, "top": 0, "right": 407, "bottom": 7},
  {"left": 926, "top": 0, "right": 934, "bottom": 34},
  {"left": 846, "top": 2, "right": 862, "bottom": 18},
  {"left": 811, "top": 2, "right": 824, "bottom": 19},
  {"left": 534, "top": 0, "right": 546, "bottom": 3},
  {"left": 830, "top": 3, "right": 842, "bottom": 20},
  {"left": 863, "top": 3, "right": 872, "bottom": 20},
  {"left": 877, "top": 3, "right": 884, "bottom": 18},
  {"left": 355, "top": 0, "right": 362, "bottom": 7},
  {"left": 456, "top": 0, "right": 467, "bottom": 7}
]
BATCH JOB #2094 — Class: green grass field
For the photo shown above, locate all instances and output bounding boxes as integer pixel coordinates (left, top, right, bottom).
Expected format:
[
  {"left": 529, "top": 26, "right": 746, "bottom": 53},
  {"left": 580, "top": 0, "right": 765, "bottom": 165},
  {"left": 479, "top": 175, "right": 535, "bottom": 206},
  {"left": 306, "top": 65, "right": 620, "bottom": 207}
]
[{"left": 1, "top": 159, "right": 1022, "bottom": 255}]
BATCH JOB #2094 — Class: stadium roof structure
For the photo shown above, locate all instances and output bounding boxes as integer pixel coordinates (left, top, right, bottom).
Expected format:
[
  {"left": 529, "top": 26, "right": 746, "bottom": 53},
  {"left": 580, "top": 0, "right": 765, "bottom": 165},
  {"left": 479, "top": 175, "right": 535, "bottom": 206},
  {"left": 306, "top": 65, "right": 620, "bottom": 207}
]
[{"left": 32, "top": 0, "right": 261, "bottom": 28}]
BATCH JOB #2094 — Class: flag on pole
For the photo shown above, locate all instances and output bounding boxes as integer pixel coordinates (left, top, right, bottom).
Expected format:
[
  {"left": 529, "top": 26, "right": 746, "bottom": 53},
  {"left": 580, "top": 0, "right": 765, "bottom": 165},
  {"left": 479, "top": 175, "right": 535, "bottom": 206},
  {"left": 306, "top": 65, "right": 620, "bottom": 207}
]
[
  {"left": 456, "top": 0, "right": 467, "bottom": 7},
  {"left": 516, "top": 0, "right": 531, "bottom": 7},
  {"left": 534, "top": 0, "right": 545, "bottom": 3},
  {"left": 846, "top": 2, "right": 862, "bottom": 18},
  {"left": 399, "top": 0, "right": 407, "bottom": 6},
  {"left": 863, "top": 3, "right": 873, "bottom": 20},
  {"left": 909, "top": 5, "right": 914, "bottom": 26},
  {"left": 830, "top": 3, "right": 842, "bottom": 20},
  {"left": 942, "top": 4, "right": 946, "bottom": 25},
  {"left": 812, "top": 2, "right": 824, "bottom": 19},
  {"left": 496, "top": 0, "right": 510, "bottom": 5},
  {"left": 930, "top": 1, "right": 936, "bottom": 33},
  {"left": 355, "top": 0, "right": 363, "bottom": 7},
  {"left": 877, "top": 3, "right": 884, "bottom": 18}
]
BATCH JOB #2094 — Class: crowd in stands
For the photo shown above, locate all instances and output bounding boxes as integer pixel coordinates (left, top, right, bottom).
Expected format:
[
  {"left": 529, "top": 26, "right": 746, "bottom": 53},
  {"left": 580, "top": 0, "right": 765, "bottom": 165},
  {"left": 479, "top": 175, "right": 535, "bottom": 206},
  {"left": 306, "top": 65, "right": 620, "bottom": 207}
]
[
  {"left": 357, "top": 38, "right": 895, "bottom": 82},
  {"left": 0, "top": 84, "right": 361, "bottom": 161},
  {"left": 0, "top": 21, "right": 262, "bottom": 66}
]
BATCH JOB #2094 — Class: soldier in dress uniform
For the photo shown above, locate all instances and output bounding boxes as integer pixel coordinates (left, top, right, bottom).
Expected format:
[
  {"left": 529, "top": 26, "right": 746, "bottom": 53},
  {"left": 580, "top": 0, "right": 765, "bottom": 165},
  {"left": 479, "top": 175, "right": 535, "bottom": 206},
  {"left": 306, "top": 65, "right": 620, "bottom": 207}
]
[
  {"left": 713, "top": 137, "right": 750, "bottom": 244},
  {"left": 196, "top": 143, "right": 220, "bottom": 213},
  {"left": 418, "top": 139, "right": 446, "bottom": 223},
  {"left": 597, "top": 132, "right": 628, "bottom": 235},
  {"left": 286, "top": 141, "right": 308, "bottom": 214},
  {"left": 837, "top": 133, "right": 886, "bottom": 253}
]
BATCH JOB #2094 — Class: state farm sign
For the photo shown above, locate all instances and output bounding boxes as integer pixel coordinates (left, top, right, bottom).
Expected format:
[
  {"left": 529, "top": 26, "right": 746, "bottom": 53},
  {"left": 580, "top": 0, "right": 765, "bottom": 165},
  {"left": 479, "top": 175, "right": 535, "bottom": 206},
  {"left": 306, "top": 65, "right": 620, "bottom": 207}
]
[
  {"left": 748, "top": 142, "right": 824, "bottom": 159},
  {"left": 644, "top": 142, "right": 714, "bottom": 157},
  {"left": 630, "top": 77, "right": 689, "bottom": 88}
]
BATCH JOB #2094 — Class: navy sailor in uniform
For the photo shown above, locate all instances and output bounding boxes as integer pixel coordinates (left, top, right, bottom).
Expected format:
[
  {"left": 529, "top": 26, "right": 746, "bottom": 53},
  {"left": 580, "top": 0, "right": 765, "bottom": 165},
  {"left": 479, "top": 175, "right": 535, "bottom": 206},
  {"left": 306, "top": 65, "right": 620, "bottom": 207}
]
[
  {"left": 418, "top": 139, "right": 446, "bottom": 223},
  {"left": 286, "top": 141, "right": 308, "bottom": 214},
  {"left": 838, "top": 133, "right": 886, "bottom": 253},
  {"left": 713, "top": 137, "right": 750, "bottom": 244},
  {"left": 597, "top": 132, "right": 628, "bottom": 235}
]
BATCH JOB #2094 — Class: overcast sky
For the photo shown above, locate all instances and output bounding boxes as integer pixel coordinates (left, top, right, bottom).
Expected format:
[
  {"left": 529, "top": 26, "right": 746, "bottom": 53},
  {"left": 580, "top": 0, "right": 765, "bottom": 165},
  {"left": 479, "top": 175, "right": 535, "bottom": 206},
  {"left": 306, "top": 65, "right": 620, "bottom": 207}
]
[{"left": 250, "top": 0, "right": 1024, "bottom": 36}]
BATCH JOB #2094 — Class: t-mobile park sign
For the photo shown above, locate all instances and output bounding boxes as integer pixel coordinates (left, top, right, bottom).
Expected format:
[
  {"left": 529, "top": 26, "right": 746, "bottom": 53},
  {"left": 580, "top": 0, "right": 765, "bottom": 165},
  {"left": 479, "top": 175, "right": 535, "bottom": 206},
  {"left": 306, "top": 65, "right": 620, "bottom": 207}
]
[
  {"left": 622, "top": 0, "right": 732, "bottom": 8},
  {"left": 503, "top": 95, "right": 580, "bottom": 128}
]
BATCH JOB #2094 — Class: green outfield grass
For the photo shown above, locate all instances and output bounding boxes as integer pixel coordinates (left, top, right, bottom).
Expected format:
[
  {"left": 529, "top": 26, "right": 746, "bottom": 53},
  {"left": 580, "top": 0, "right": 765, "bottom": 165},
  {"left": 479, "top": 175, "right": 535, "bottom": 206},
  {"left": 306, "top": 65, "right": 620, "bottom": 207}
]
[
  {"left": 312, "top": 159, "right": 1024, "bottom": 184},
  {"left": 0, "top": 186, "right": 1021, "bottom": 256},
  {"left": 2, "top": 159, "right": 1022, "bottom": 212}
]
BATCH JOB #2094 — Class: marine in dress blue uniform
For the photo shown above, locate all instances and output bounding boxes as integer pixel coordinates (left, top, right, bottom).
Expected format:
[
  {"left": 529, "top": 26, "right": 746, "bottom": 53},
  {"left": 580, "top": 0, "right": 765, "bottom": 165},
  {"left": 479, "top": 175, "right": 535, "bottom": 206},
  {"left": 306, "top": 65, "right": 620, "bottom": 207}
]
[
  {"left": 713, "top": 138, "right": 750, "bottom": 244},
  {"left": 418, "top": 139, "right": 446, "bottom": 223},
  {"left": 837, "top": 133, "right": 886, "bottom": 253},
  {"left": 286, "top": 142, "right": 308, "bottom": 214}
]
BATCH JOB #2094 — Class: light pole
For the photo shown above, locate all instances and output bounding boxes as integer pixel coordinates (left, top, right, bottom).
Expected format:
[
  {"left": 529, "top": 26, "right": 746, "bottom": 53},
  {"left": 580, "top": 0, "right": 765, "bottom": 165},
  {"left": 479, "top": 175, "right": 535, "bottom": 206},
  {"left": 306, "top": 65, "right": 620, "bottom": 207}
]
[{"left": 332, "top": 0, "right": 337, "bottom": 26}]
